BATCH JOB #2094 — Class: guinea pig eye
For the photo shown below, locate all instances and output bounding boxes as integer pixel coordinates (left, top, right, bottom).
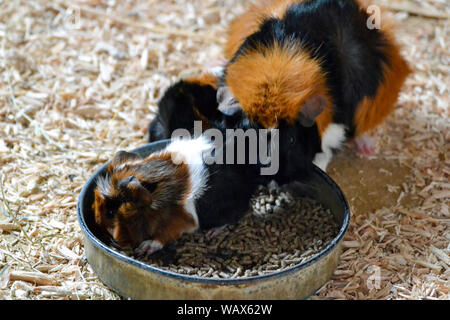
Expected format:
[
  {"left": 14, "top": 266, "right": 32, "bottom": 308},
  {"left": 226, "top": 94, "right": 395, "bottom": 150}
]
[
  {"left": 142, "top": 181, "right": 157, "bottom": 193},
  {"left": 289, "top": 136, "right": 296, "bottom": 145},
  {"left": 104, "top": 198, "right": 120, "bottom": 219},
  {"left": 106, "top": 209, "right": 115, "bottom": 219}
]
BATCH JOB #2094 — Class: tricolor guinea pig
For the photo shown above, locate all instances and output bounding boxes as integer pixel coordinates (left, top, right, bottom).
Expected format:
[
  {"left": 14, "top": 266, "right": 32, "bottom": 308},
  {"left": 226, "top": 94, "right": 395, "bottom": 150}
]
[
  {"left": 218, "top": 0, "right": 411, "bottom": 172},
  {"left": 92, "top": 136, "right": 263, "bottom": 257}
]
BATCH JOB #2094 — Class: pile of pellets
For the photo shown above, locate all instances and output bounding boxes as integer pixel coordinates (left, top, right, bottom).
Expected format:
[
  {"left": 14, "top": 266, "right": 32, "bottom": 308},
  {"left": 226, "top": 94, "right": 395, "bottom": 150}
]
[{"left": 134, "top": 185, "right": 340, "bottom": 278}]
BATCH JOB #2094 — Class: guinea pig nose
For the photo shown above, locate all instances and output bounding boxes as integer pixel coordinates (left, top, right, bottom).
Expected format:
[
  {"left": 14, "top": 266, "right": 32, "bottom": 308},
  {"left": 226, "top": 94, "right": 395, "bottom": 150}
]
[{"left": 118, "top": 176, "right": 141, "bottom": 189}]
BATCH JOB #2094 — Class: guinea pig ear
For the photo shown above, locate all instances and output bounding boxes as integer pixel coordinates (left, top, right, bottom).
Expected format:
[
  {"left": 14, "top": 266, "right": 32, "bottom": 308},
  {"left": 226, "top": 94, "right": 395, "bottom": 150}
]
[
  {"left": 147, "top": 117, "right": 166, "bottom": 143},
  {"left": 93, "top": 188, "right": 106, "bottom": 226},
  {"left": 217, "top": 86, "right": 242, "bottom": 116},
  {"left": 108, "top": 151, "right": 142, "bottom": 174},
  {"left": 118, "top": 176, "right": 154, "bottom": 204},
  {"left": 112, "top": 150, "right": 142, "bottom": 166},
  {"left": 298, "top": 95, "right": 327, "bottom": 127},
  {"left": 118, "top": 175, "right": 142, "bottom": 190}
]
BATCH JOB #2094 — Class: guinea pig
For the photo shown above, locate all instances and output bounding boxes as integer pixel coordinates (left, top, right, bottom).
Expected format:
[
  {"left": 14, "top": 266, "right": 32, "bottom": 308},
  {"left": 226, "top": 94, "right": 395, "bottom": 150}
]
[
  {"left": 147, "top": 72, "right": 223, "bottom": 142},
  {"left": 92, "top": 135, "right": 263, "bottom": 257},
  {"left": 146, "top": 71, "right": 322, "bottom": 182},
  {"left": 218, "top": 0, "right": 411, "bottom": 171}
]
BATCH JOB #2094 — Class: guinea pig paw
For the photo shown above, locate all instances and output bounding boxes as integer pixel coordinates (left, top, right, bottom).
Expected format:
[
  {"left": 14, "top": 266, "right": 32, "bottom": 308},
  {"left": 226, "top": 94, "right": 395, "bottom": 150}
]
[
  {"left": 135, "top": 240, "right": 163, "bottom": 258},
  {"left": 204, "top": 225, "right": 228, "bottom": 241},
  {"left": 354, "top": 134, "right": 376, "bottom": 157}
]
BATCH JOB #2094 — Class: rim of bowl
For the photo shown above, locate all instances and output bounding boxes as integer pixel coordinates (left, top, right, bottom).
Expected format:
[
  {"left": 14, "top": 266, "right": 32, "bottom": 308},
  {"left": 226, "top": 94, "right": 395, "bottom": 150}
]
[{"left": 77, "top": 140, "right": 350, "bottom": 286}]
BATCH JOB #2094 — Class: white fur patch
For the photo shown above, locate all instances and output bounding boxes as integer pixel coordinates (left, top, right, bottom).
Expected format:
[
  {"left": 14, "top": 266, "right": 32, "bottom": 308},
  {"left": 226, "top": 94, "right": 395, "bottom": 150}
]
[
  {"left": 166, "top": 137, "right": 212, "bottom": 230},
  {"left": 96, "top": 174, "right": 112, "bottom": 197},
  {"left": 312, "top": 152, "right": 332, "bottom": 172},
  {"left": 184, "top": 200, "right": 199, "bottom": 232},
  {"left": 313, "top": 123, "right": 346, "bottom": 171}
]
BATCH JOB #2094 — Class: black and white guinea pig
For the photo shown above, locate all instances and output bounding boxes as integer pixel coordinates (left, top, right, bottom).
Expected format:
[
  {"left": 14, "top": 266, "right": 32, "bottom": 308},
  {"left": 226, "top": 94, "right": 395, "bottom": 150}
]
[{"left": 92, "top": 136, "right": 264, "bottom": 257}]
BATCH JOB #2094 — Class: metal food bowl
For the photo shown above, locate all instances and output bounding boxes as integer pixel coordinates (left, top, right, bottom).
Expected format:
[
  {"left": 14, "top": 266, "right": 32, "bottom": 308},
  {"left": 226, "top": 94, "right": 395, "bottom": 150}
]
[{"left": 77, "top": 140, "right": 350, "bottom": 299}]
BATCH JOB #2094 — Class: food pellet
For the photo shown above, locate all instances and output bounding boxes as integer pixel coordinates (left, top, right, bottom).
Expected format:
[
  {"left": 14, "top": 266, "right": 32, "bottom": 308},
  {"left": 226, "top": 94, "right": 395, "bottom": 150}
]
[{"left": 126, "top": 185, "right": 340, "bottom": 278}]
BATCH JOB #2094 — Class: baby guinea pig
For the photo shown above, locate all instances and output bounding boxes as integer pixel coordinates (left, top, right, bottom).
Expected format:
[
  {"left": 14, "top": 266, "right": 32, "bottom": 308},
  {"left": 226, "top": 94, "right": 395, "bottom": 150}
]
[
  {"left": 219, "top": 0, "right": 411, "bottom": 171},
  {"left": 92, "top": 136, "right": 263, "bottom": 257}
]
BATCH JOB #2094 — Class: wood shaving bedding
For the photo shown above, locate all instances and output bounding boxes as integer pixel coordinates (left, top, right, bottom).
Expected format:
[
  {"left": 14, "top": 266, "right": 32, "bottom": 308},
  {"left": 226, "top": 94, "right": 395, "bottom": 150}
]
[{"left": 0, "top": 0, "right": 448, "bottom": 299}]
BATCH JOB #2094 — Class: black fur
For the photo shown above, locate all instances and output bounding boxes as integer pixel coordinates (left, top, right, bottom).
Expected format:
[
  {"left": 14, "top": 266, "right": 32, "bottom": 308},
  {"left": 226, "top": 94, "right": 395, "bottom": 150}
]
[
  {"left": 275, "top": 119, "right": 322, "bottom": 183},
  {"left": 140, "top": 0, "right": 401, "bottom": 231},
  {"left": 196, "top": 159, "right": 262, "bottom": 230},
  {"left": 227, "top": 0, "right": 390, "bottom": 138},
  {"left": 146, "top": 83, "right": 321, "bottom": 230},
  {"left": 147, "top": 84, "right": 266, "bottom": 228},
  {"left": 148, "top": 0, "right": 394, "bottom": 185},
  {"left": 148, "top": 80, "right": 221, "bottom": 142},
  {"left": 193, "top": 112, "right": 323, "bottom": 229},
  {"left": 148, "top": 79, "right": 319, "bottom": 185}
]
